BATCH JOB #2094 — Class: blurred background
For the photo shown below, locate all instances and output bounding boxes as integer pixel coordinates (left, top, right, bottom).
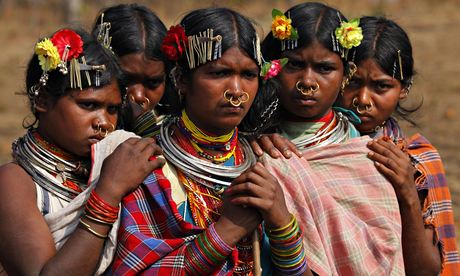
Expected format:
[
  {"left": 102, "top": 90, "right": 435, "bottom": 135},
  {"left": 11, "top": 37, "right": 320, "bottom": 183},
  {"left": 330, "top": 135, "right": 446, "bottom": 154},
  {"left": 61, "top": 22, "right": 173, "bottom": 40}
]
[{"left": 1, "top": 0, "right": 459, "bottom": 246}]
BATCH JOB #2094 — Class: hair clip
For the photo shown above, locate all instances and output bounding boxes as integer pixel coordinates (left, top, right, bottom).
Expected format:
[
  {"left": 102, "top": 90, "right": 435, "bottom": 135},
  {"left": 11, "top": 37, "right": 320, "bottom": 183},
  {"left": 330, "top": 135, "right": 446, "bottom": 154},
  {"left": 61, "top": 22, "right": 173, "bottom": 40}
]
[
  {"left": 271, "top": 9, "right": 298, "bottom": 51},
  {"left": 397, "top": 50, "right": 404, "bottom": 80},
  {"left": 185, "top": 29, "right": 222, "bottom": 69},
  {"left": 253, "top": 34, "right": 262, "bottom": 66},
  {"left": 96, "top": 13, "right": 112, "bottom": 51}
]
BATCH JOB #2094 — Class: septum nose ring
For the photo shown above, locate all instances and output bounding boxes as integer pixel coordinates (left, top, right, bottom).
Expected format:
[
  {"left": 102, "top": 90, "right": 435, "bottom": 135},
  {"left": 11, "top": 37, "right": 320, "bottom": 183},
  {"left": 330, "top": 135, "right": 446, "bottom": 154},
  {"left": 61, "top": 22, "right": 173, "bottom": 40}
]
[
  {"left": 224, "top": 89, "right": 250, "bottom": 107},
  {"left": 296, "top": 81, "right": 319, "bottom": 96},
  {"left": 352, "top": 97, "right": 373, "bottom": 114}
]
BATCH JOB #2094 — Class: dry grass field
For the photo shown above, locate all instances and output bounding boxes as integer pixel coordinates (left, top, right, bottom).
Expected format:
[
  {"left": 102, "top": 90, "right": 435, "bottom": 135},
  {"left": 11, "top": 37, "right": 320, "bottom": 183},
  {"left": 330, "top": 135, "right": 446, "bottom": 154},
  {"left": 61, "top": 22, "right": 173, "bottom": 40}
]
[{"left": 1, "top": 0, "right": 459, "bottom": 247}]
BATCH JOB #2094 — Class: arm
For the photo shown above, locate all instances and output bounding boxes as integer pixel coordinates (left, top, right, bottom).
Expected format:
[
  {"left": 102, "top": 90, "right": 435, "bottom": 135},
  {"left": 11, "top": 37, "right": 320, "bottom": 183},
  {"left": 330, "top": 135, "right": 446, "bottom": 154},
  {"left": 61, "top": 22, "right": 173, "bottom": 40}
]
[
  {"left": 0, "top": 138, "right": 163, "bottom": 275},
  {"left": 226, "top": 163, "right": 312, "bottom": 275},
  {"left": 367, "top": 138, "right": 441, "bottom": 275}
]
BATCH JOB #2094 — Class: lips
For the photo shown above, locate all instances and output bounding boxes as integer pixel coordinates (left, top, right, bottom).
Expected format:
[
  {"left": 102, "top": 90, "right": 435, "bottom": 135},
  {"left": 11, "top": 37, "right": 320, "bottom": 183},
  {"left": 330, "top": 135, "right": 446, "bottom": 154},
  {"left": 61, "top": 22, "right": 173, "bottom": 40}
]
[{"left": 88, "top": 135, "right": 104, "bottom": 144}]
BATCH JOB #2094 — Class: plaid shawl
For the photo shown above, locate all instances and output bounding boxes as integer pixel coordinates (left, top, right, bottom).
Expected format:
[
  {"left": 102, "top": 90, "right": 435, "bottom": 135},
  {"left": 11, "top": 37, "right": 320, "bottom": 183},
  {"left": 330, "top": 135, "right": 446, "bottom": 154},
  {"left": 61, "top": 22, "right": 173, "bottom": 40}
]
[
  {"left": 109, "top": 162, "right": 238, "bottom": 275},
  {"left": 262, "top": 136, "right": 405, "bottom": 275},
  {"left": 381, "top": 118, "right": 460, "bottom": 274}
]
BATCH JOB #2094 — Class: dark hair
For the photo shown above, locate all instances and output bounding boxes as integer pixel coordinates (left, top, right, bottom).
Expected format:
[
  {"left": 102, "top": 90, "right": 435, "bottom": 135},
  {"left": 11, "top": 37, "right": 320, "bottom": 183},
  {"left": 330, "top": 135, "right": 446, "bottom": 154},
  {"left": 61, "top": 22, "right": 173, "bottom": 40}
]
[
  {"left": 92, "top": 4, "right": 179, "bottom": 115},
  {"left": 25, "top": 28, "right": 122, "bottom": 127},
  {"left": 262, "top": 2, "right": 347, "bottom": 63},
  {"left": 176, "top": 7, "right": 278, "bottom": 133},
  {"left": 259, "top": 2, "right": 349, "bottom": 132},
  {"left": 355, "top": 16, "right": 420, "bottom": 123}
]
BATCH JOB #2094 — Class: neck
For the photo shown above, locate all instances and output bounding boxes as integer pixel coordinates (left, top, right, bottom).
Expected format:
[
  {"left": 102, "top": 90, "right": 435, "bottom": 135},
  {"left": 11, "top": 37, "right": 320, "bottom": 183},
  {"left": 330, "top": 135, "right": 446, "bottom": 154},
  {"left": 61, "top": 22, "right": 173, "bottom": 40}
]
[{"left": 282, "top": 109, "right": 334, "bottom": 123}]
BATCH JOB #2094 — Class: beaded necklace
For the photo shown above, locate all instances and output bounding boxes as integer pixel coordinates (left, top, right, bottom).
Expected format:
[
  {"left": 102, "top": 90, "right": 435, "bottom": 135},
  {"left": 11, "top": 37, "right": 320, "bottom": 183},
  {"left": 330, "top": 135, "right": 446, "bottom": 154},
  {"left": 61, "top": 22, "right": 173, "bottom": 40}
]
[
  {"left": 12, "top": 130, "right": 90, "bottom": 202},
  {"left": 284, "top": 111, "right": 354, "bottom": 149},
  {"left": 159, "top": 115, "right": 257, "bottom": 274},
  {"left": 179, "top": 110, "right": 238, "bottom": 163}
]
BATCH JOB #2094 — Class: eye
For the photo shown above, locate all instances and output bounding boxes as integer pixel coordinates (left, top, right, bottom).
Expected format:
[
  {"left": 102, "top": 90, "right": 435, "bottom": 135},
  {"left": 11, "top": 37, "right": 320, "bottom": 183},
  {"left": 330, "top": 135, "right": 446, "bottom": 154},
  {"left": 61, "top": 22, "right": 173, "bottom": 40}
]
[
  {"left": 209, "top": 69, "right": 230, "bottom": 78},
  {"left": 144, "top": 77, "right": 165, "bottom": 90},
  {"left": 317, "top": 64, "right": 334, "bottom": 74},
  {"left": 108, "top": 104, "right": 121, "bottom": 114},
  {"left": 242, "top": 69, "right": 259, "bottom": 79},
  {"left": 375, "top": 81, "right": 392, "bottom": 92},
  {"left": 78, "top": 102, "right": 98, "bottom": 110},
  {"left": 347, "top": 78, "right": 361, "bottom": 88},
  {"left": 286, "top": 59, "right": 304, "bottom": 70}
]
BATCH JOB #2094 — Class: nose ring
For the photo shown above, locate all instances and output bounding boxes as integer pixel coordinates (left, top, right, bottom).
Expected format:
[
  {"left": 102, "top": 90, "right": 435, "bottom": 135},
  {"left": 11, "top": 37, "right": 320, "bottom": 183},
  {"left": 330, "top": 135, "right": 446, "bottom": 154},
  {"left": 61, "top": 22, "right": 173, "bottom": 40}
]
[
  {"left": 353, "top": 97, "right": 373, "bottom": 114},
  {"left": 224, "top": 90, "right": 249, "bottom": 107},
  {"left": 296, "top": 81, "right": 319, "bottom": 96}
]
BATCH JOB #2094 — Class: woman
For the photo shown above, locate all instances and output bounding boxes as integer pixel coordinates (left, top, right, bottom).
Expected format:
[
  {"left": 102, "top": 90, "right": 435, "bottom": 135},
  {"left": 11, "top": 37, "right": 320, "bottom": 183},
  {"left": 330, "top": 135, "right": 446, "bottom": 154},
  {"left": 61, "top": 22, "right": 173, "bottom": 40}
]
[
  {"left": 260, "top": 2, "right": 361, "bottom": 150},
  {"left": 110, "top": 7, "right": 309, "bottom": 275},
  {"left": 338, "top": 16, "right": 459, "bottom": 275},
  {"left": 92, "top": 3, "right": 179, "bottom": 137},
  {"left": 0, "top": 28, "right": 162, "bottom": 275}
]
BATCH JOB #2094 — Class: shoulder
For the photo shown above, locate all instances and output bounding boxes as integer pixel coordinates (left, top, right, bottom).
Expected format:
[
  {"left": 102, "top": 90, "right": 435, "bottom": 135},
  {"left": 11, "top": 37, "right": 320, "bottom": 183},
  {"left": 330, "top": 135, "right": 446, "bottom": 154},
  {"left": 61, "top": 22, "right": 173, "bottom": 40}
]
[{"left": 0, "top": 162, "right": 37, "bottom": 214}]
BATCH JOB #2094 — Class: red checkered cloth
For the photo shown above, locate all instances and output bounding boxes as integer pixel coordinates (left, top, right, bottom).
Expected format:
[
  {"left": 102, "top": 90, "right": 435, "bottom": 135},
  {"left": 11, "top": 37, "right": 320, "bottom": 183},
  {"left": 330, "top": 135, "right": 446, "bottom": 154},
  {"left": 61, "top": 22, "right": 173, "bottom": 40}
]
[
  {"left": 108, "top": 166, "right": 237, "bottom": 275},
  {"left": 262, "top": 136, "right": 405, "bottom": 275}
]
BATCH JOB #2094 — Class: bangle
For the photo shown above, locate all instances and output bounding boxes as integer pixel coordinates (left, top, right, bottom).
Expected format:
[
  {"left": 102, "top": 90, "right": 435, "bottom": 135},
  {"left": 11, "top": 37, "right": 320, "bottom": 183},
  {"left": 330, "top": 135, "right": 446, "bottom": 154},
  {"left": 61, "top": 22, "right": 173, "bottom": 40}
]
[
  {"left": 266, "top": 213, "right": 295, "bottom": 233},
  {"left": 79, "top": 218, "right": 108, "bottom": 239}
]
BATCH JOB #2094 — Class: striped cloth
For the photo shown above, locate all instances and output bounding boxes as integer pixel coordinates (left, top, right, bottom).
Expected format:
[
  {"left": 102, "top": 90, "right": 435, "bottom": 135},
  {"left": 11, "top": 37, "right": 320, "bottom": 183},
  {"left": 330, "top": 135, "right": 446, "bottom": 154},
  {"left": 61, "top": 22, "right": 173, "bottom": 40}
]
[
  {"left": 407, "top": 133, "right": 460, "bottom": 274},
  {"left": 109, "top": 164, "right": 235, "bottom": 275},
  {"left": 380, "top": 117, "right": 460, "bottom": 275},
  {"left": 262, "top": 136, "right": 405, "bottom": 275}
]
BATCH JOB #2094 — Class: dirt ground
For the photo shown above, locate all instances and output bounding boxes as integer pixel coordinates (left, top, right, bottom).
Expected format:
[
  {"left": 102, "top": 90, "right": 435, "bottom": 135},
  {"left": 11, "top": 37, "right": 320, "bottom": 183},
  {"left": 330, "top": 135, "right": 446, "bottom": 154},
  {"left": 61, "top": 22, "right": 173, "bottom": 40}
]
[{"left": 1, "top": 0, "right": 459, "bottom": 247}]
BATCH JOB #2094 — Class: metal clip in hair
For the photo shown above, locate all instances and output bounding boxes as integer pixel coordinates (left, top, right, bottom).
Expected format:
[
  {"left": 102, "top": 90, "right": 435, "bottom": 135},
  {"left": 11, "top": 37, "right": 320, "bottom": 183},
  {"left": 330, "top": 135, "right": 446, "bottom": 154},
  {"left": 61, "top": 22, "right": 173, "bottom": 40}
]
[
  {"left": 185, "top": 28, "right": 222, "bottom": 69},
  {"left": 97, "top": 13, "right": 112, "bottom": 50},
  {"left": 79, "top": 63, "right": 106, "bottom": 87},
  {"left": 397, "top": 49, "right": 404, "bottom": 80},
  {"left": 253, "top": 34, "right": 262, "bottom": 66},
  {"left": 58, "top": 45, "right": 70, "bottom": 75}
]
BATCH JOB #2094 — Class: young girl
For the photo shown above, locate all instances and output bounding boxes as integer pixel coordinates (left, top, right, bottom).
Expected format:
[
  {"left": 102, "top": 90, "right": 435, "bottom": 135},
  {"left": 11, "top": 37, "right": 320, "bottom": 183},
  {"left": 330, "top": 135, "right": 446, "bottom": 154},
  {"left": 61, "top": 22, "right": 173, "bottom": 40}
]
[
  {"left": 338, "top": 16, "right": 459, "bottom": 275},
  {"left": 110, "top": 7, "right": 309, "bottom": 275},
  {"left": 92, "top": 3, "right": 179, "bottom": 137},
  {"left": 0, "top": 28, "right": 162, "bottom": 275},
  {"left": 260, "top": 2, "right": 361, "bottom": 150}
]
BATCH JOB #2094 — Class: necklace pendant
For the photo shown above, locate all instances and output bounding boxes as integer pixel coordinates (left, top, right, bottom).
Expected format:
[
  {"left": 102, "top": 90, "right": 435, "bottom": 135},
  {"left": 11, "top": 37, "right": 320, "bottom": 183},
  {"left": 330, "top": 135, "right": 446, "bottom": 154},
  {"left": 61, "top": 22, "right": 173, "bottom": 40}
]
[
  {"left": 225, "top": 143, "right": 231, "bottom": 151},
  {"left": 214, "top": 185, "right": 225, "bottom": 195},
  {"left": 55, "top": 162, "right": 66, "bottom": 172},
  {"left": 56, "top": 173, "right": 67, "bottom": 184}
]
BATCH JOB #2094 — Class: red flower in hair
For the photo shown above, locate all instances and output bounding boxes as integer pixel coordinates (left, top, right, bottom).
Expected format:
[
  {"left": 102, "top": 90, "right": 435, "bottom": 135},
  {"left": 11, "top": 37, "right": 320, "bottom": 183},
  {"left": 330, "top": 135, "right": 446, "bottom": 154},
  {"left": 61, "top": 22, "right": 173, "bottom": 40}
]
[
  {"left": 50, "top": 29, "right": 83, "bottom": 60},
  {"left": 161, "top": 25, "right": 188, "bottom": 61}
]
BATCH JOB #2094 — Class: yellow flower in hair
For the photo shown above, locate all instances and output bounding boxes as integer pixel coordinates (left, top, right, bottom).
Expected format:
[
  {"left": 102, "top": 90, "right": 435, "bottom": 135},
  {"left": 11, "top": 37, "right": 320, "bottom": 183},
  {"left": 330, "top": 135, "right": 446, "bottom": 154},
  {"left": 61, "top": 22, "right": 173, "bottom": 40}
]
[
  {"left": 335, "top": 18, "right": 363, "bottom": 49},
  {"left": 271, "top": 15, "right": 292, "bottom": 40},
  {"left": 35, "top": 38, "right": 60, "bottom": 71}
]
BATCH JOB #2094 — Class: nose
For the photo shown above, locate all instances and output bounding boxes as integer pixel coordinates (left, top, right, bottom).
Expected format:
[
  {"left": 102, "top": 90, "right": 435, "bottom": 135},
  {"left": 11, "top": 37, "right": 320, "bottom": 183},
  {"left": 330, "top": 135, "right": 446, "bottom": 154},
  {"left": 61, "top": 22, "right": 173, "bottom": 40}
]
[
  {"left": 92, "top": 117, "right": 116, "bottom": 137},
  {"left": 127, "top": 84, "right": 150, "bottom": 109},
  {"left": 357, "top": 86, "right": 372, "bottom": 106}
]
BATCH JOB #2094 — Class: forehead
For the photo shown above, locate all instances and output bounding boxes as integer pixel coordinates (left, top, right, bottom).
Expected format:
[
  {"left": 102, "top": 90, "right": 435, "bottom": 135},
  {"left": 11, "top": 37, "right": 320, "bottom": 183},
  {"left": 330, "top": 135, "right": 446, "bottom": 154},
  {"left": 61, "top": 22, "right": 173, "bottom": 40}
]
[
  {"left": 68, "top": 80, "right": 121, "bottom": 102},
  {"left": 356, "top": 59, "right": 392, "bottom": 79},
  {"left": 119, "top": 53, "right": 165, "bottom": 75},
  {"left": 284, "top": 41, "right": 340, "bottom": 61},
  {"left": 212, "top": 46, "right": 257, "bottom": 68}
]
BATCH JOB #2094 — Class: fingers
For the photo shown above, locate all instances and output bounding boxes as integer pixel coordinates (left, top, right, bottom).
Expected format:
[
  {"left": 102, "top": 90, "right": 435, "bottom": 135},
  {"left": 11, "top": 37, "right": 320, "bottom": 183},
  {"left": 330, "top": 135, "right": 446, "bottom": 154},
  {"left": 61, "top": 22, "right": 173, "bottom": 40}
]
[
  {"left": 270, "top": 133, "right": 302, "bottom": 158},
  {"left": 249, "top": 138, "right": 264, "bottom": 157},
  {"left": 258, "top": 135, "right": 281, "bottom": 158}
]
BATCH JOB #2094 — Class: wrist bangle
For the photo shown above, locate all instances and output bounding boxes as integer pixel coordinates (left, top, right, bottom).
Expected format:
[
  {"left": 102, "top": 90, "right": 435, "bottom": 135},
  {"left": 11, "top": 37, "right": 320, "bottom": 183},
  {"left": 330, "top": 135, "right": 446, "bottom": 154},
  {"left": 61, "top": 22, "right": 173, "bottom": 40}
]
[{"left": 79, "top": 218, "right": 108, "bottom": 239}]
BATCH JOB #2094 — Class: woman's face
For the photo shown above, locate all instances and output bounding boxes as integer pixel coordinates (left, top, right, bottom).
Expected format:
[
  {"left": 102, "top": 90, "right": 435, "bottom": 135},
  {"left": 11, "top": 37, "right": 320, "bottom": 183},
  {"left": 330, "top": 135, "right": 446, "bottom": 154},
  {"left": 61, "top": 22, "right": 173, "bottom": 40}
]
[
  {"left": 119, "top": 53, "right": 166, "bottom": 119},
  {"left": 338, "top": 58, "right": 406, "bottom": 133},
  {"left": 277, "top": 41, "right": 344, "bottom": 120},
  {"left": 182, "top": 46, "right": 259, "bottom": 135},
  {"left": 37, "top": 80, "right": 122, "bottom": 157}
]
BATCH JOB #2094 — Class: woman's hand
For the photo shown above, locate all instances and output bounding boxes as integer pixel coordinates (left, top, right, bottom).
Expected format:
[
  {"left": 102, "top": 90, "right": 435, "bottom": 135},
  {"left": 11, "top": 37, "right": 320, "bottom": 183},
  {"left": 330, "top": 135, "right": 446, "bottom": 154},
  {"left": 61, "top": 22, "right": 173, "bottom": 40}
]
[
  {"left": 249, "top": 133, "right": 302, "bottom": 159},
  {"left": 367, "top": 138, "right": 418, "bottom": 206},
  {"left": 225, "top": 162, "right": 291, "bottom": 229},
  {"left": 96, "top": 137, "right": 165, "bottom": 205}
]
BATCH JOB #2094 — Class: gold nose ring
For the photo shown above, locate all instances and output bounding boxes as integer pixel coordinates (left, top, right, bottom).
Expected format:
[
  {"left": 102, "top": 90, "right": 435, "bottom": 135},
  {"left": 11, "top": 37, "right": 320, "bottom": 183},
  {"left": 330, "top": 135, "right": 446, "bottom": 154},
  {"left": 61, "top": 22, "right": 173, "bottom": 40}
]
[{"left": 238, "top": 92, "right": 249, "bottom": 103}]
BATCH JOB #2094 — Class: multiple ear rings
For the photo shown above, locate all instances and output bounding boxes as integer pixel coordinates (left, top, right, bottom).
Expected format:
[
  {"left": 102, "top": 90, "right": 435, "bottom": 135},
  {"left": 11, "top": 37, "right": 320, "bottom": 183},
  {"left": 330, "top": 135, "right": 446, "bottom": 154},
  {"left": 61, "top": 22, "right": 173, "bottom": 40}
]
[
  {"left": 295, "top": 81, "right": 319, "bottom": 96},
  {"left": 352, "top": 97, "right": 373, "bottom": 114},
  {"left": 340, "top": 62, "right": 358, "bottom": 96},
  {"left": 223, "top": 90, "right": 249, "bottom": 107}
]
